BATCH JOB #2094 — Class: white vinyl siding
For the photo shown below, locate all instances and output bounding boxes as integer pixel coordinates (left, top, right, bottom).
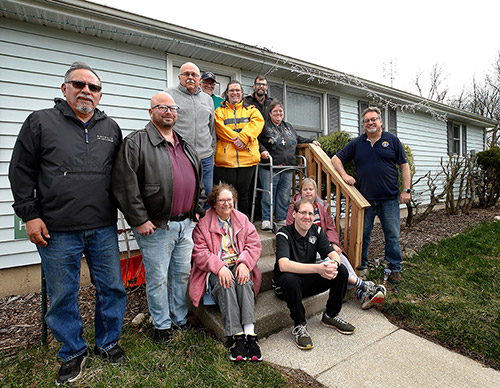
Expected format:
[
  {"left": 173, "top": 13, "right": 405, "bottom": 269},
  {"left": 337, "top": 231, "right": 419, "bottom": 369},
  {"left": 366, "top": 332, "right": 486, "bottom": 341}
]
[
  {"left": 467, "top": 125, "right": 485, "bottom": 155},
  {"left": 396, "top": 111, "right": 448, "bottom": 198},
  {"left": 0, "top": 19, "right": 166, "bottom": 269}
]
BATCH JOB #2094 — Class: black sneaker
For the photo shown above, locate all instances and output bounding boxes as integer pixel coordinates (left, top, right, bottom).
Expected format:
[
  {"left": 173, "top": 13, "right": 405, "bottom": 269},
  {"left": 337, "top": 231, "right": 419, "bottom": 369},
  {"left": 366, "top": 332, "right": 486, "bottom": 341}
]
[
  {"left": 246, "top": 334, "right": 262, "bottom": 362},
  {"left": 56, "top": 349, "right": 88, "bottom": 385},
  {"left": 291, "top": 323, "right": 313, "bottom": 350},
  {"left": 320, "top": 312, "right": 356, "bottom": 335},
  {"left": 154, "top": 328, "right": 174, "bottom": 344},
  {"left": 94, "top": 344, "right": 127, "bottom": 363},
  {"left": 229, "top": 334, "right": 247, "bottom": 361}
]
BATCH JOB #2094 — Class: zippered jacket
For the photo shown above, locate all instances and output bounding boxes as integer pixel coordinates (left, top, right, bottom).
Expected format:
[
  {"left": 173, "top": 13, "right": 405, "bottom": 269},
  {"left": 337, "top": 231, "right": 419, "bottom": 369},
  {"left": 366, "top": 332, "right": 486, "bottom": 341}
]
[
  {"left": 111, "top": 122, "right": 206, "bottom": 228},
  {"left": 189, "top": 207, "right": 262, "bottom": 307},
  {"left": 214, "top": 100, "right": 264, "bottom": 168},
  {"left": 9, "top": 98, "right": 123, "bottom": 232}
]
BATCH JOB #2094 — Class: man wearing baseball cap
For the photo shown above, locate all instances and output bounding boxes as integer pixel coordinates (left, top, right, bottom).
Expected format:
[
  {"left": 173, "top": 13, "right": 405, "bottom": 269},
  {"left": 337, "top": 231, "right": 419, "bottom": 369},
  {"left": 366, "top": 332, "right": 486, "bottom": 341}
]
[{"left": 201, "top": 71, "right": 224, "bottom": 110}]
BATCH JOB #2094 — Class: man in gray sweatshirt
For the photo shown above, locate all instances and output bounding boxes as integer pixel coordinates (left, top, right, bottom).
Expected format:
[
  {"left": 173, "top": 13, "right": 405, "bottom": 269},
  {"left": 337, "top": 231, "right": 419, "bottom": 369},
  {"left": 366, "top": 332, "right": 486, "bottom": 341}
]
[{"left": 166, "top": 62, "right": 215, "bottom": 197}]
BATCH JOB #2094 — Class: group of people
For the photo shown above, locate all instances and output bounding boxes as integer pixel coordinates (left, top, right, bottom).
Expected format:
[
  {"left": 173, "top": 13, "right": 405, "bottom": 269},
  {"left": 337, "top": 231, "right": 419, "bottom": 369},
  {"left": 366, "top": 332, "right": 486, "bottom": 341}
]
[{"left": 8, "top": 60, "right": 410, "bottom": 385}]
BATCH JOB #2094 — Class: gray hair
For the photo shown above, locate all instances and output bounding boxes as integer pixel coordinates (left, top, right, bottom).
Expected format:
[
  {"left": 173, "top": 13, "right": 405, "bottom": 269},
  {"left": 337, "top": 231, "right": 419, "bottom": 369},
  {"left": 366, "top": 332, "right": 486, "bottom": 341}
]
[
  {"left": 64, "top": 61, "right": 101, "bottom": 85},
  {"left": 361, "top": 106, "right": 381, "bottom": 119},
  {"left": 300, "top": 177, "right": 318, "bottom": 194}
]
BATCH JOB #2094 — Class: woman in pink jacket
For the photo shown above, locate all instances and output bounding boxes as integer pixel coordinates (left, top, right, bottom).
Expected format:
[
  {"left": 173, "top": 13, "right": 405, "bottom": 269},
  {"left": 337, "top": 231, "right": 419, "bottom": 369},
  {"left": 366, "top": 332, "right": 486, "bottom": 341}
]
[
  {"left": 190, "top": 183, "right": 262, "bottom": 362},
  {"left": 286, "top": 178, "right": 386, "bottom": 310}
]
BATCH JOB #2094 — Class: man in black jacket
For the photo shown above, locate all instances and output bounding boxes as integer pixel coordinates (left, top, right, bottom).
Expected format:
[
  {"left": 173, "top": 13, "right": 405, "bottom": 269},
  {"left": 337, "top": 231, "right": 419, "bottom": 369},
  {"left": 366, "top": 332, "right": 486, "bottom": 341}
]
[
  {"left": 111, "top": 92, "right": 205, "bottom": 345},
  {"left": 275, "top": 199, "right": 355, "bottom": 350},
  {"left": 9, "top": 62, "right": 127, "bottom": 385},
  {"left": 244, "top": 75, "right": 274, "bottom": 121}
]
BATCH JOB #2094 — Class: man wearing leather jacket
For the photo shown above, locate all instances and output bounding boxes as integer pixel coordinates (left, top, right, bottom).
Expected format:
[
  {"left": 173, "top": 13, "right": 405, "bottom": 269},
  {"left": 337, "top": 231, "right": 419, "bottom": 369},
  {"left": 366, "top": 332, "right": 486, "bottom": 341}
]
[{"left": 111, "top": 92, "right": 206, "bottom": 344}]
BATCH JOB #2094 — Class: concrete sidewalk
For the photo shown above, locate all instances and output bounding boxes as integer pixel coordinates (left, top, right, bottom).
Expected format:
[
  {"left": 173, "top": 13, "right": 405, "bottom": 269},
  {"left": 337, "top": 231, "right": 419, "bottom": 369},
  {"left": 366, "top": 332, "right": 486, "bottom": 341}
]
[{"left": 259, "top": 300, "right": 499, "bottom": 388}]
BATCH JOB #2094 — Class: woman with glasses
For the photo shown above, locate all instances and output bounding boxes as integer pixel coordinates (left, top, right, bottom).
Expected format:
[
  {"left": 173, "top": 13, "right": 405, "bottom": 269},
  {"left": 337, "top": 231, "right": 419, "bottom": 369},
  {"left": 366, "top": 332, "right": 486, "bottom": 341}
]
[
  {"left": 214, "top": 80, "right": 264, "bottom": 216},
  {"left": 189, "top": 183, "right": 263, "bottom": 362},
  {"left": 258, "top": 100, "right": 321, "bottom": 231},
  {"left": 286, "top": 178, "right": 386, "bottom": 310}
]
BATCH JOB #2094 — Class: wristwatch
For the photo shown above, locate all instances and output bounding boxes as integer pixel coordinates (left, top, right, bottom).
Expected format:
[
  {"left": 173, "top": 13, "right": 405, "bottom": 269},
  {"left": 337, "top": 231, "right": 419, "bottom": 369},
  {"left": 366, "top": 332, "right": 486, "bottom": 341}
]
[{"left": 403, "top": 189, "right": 411, "bottom": 193}]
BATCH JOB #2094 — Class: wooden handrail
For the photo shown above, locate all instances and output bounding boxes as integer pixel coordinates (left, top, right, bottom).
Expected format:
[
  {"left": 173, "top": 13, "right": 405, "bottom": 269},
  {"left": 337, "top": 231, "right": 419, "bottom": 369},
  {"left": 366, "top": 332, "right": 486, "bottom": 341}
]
[{"left": 297, "top": 144, "right": 371, "bottom": 272}]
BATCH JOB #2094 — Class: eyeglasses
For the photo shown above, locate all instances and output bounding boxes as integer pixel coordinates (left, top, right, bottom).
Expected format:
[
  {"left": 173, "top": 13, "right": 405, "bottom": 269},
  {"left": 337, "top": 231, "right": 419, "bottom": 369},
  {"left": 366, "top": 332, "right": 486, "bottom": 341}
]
[
  {"left": 217, "top": 198, "right": 233, "bottom": 204},
  {"left": 180, "top": 72, "right": 200, "bottom": 78},
  {"left": 254, "top": 82, "right": 267, "bottom": 87},
  {"left": 66, "top": 80, "right": 102, "bottom": 93},
  {"left": 297, "top": 210, "right": 314, "bottom": 217},
  {"left": 152, "top": 104, "right": 180, "bottom": 113},
  {"left": 363, "top": 117, "right": 380, "bottom": 124}
]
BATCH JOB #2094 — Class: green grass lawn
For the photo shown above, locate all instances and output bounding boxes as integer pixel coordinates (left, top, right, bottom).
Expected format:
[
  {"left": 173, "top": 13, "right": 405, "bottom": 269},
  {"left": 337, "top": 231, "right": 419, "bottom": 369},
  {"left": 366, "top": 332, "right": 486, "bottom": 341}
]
[
  {"left": 370, "top": 220, "right": 500, "bottom": 368},
  {"left": 0, "top": 325, "right": 291, "bottom": 387},
  {"left": 2, "top": 220, "right": 499, "bottom": 386}
]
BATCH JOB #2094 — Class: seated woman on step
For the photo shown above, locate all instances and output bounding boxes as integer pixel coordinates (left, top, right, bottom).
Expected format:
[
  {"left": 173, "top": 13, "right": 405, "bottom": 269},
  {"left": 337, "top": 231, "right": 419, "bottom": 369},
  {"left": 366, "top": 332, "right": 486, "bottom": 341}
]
[
  {"left": 286, "top": 178, "right": 386, "bottom": 310},
  {"left": 189, "top": 183, "right": 263, "bottom": 362}
]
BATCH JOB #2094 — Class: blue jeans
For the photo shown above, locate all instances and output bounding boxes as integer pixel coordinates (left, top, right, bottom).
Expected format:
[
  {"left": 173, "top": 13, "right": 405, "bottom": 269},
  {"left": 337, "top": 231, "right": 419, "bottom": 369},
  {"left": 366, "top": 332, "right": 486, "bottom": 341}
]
[
  {"left": 259, "top": 167, "right": 293, "bottom": 221},
  {"left": 201, "top": 156, "right": 214, "bottom": 202},
  {"left": 134, "top": 218, "right": 195, "bottom": 330},
  {"left": 361, "top": 198, "right": 402, "bottom": 272},
  {"left": 38, "top": 225, "right": 126, "bottom": 362}
]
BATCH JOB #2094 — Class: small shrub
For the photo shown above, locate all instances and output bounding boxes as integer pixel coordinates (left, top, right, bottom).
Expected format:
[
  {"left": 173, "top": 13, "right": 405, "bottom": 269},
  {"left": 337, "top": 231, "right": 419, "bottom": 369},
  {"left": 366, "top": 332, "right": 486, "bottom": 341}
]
[
  {"left": 318, "top": 130, "right": 356, "bottom": 177},
  {"left": 476, "top": 146, "right": 500, "bottom": 207}
]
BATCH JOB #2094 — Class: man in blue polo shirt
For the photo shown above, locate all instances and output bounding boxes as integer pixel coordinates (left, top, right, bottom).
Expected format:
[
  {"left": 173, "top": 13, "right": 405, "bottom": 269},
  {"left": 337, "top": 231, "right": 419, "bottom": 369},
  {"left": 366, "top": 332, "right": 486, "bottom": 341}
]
[{"left": 331, "top": 107, "right": 410, "bottom": 284}]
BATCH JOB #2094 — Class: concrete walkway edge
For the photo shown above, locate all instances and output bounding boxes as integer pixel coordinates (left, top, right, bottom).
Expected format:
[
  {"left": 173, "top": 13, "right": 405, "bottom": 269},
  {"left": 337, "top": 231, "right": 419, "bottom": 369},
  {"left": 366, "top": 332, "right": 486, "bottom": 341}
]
[{"left": 259, "top": 300, "right": 499, "bottom": 388}]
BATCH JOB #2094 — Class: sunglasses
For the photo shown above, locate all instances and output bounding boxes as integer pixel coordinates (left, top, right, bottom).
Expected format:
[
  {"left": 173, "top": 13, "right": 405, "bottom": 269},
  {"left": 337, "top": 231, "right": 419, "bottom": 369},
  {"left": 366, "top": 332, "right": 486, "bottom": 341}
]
[{"left": 66, "top": 80, "right": 102, "bottom": 93}]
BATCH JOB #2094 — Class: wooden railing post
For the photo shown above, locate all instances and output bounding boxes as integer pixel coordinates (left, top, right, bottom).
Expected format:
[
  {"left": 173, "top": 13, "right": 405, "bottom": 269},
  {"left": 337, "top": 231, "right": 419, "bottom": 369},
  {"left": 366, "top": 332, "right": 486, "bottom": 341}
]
[{"left": 296, "top": 144, "right": 370, "bottom": 273}]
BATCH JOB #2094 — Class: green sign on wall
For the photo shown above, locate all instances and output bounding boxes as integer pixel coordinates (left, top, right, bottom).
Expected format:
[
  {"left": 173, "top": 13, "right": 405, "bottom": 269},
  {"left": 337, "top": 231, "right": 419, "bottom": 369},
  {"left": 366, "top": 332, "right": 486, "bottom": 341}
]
[{"left": 14, "top": 214, "right": 28, "bottom": 240}]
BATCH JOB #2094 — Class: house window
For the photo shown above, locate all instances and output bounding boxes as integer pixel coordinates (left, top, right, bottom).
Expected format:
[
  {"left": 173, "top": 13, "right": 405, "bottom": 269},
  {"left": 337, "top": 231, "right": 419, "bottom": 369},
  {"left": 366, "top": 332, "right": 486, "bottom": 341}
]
[
  {"left": 286, "top": 88, "right": 322, "bottom": 134},
  {"left": 268, "top": 81, "right": 284, "bottom": 103},
  {"left": 447, "top": 121, "right": 467, "bottom": 155}
]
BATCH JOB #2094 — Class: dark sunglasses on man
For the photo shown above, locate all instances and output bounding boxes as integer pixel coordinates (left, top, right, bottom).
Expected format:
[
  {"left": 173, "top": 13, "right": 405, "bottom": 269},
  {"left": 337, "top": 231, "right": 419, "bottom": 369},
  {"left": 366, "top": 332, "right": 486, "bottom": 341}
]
[{"left": 66, "top": 80, "right": 102, "bottom": 93}]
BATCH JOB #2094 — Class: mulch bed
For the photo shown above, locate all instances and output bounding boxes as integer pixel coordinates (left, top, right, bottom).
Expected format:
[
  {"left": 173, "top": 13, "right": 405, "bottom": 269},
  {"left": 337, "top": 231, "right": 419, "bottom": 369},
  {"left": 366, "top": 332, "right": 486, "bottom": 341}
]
[{"left": 1, "top": 205, "right": 498, "bottom": 381}]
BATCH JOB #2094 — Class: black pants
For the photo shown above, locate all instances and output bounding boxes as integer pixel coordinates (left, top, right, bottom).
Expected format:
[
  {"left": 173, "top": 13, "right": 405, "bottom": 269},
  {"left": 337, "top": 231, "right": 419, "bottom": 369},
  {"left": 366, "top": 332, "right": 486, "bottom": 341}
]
[
  {"left": 214, "top": 165, "right": 256, "bottom": 216},
  {"left": 275, "top": 264, "right": 348, "bottom": 326}
]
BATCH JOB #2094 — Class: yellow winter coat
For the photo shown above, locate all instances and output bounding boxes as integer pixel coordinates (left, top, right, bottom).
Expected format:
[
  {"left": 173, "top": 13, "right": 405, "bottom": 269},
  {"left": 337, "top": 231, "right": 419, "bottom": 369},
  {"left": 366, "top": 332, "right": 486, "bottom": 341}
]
[{"left": 214, "top": 100, "right": 264, "bottom": 168}]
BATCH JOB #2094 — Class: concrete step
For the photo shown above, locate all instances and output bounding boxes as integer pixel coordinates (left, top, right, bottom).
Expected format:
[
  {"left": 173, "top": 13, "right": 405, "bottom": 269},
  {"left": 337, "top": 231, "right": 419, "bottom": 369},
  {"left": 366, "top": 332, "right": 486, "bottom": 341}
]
[
  {"left": 257, "top": 229, "right": 276, "bottom": 257},
  {"left": 257, "top": 255, "right": 275, "bottom": 293},
  {"left": 189, "top": 288, "right": 329, "bottom": 344}
]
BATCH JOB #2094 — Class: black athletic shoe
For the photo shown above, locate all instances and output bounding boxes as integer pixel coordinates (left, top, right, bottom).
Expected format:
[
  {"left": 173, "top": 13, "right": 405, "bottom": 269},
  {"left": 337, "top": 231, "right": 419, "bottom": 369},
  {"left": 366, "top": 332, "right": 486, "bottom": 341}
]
[
  {"left": 94, "top": 344, "right": 127, "bottom": 363},
  {"left": 154, "top": 328, "right": 174, "bottom": 344},
  {"left": 246, "top": 334, "right": 262, "bottom": 362},
  {"left": 229, "top": 334, "right": 247, "bottom": 361},
  {"left": 56, "top": 349, "right": 88, "bottom": 385}
]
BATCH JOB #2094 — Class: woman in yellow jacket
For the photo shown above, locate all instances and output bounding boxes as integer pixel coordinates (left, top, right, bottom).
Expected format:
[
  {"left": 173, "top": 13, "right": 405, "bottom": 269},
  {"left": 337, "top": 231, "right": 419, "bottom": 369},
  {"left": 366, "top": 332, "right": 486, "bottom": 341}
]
[{"left": 214, "top": 80, "right": 264, "bottom": 216}]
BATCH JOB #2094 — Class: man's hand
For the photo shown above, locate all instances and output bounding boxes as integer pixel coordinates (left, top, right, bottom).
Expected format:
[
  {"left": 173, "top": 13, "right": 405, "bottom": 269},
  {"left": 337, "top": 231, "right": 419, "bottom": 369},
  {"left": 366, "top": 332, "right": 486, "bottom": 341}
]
[
  {"left": 235, "top": 263, "right": 250, "bottom": 285},
  {"left": 342, "top": 174, "right": 356, "bottom": 186},
  {"left": 26, "top": 218, "right": 50, "bottom": 247},
  {"left": 400, "top": 191, "right": 411, "bottom": 204},
  {"left": 260, "top": 151, "right": 270, "bottom": 159},
  {"left": 136, "top": 221, "right": 157, "bottom": 236},
  {"left": 218, "top": 266, "right": 234, "bottom": 288},
  {"left": 317, "top": 261, "right": 338, "bottom": 280}
]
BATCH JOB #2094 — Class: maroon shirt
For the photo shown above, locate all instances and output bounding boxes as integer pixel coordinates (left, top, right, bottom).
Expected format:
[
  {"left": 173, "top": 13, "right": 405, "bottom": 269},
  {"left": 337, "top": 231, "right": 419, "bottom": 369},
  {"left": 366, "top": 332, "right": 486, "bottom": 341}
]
[{"left": 167, "top": 132, "right": 197, "bottom": 217}]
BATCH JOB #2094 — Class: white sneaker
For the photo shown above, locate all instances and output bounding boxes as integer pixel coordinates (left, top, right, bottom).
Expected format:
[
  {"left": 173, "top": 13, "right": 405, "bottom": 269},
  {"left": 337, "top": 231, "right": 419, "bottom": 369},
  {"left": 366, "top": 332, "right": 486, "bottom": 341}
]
[
  {"left": 276, "top": 220, "right": 287, "bottom": 227},
  {"left": 261, "top": 220, "right": 271, "bottom": 230}
]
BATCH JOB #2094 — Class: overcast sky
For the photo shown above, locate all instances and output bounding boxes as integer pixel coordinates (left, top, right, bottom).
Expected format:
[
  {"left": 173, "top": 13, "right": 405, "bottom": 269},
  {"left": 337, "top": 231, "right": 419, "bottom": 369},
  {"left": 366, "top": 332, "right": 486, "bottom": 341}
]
[{"left": 93, "top": 0, "right": 500, "bottom": 98}]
